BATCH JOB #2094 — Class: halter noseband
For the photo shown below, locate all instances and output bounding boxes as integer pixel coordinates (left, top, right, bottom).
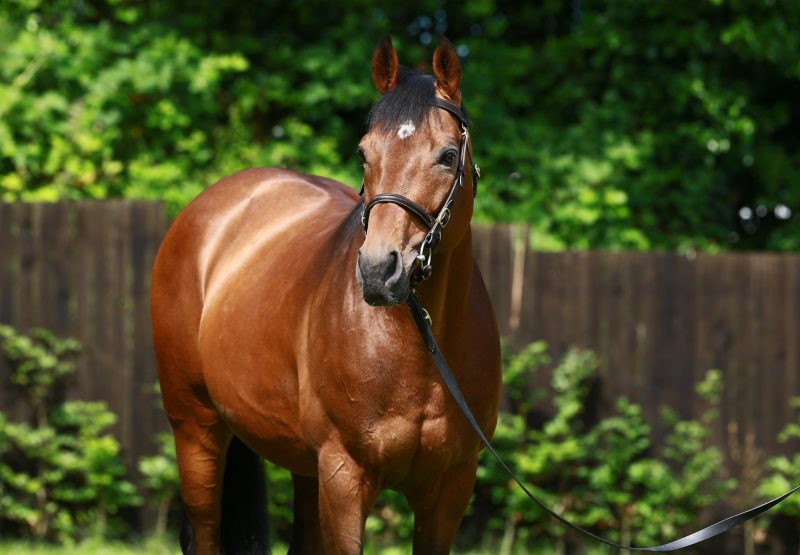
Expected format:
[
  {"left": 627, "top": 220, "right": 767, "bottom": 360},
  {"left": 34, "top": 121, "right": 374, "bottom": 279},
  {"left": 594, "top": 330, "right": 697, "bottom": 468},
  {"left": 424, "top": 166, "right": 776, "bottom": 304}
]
[{"left": 359, "top": 98, "right": 480, "bottom": 287}]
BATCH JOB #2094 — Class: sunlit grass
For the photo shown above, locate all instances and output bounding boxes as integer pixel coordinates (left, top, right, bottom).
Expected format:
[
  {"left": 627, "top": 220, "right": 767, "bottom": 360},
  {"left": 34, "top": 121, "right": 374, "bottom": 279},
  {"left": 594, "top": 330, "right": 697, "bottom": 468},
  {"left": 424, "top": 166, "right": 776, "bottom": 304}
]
[{"left": 0, "top": 536, "right": 178, "bottom": 555}]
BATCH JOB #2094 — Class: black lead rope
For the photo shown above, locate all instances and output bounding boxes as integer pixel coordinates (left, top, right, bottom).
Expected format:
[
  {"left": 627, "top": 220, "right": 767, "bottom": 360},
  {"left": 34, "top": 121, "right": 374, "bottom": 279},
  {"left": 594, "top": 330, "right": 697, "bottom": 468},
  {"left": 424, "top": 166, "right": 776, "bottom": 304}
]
[{"left": 406, "top": 291, "right": 800, "bottom": 552}]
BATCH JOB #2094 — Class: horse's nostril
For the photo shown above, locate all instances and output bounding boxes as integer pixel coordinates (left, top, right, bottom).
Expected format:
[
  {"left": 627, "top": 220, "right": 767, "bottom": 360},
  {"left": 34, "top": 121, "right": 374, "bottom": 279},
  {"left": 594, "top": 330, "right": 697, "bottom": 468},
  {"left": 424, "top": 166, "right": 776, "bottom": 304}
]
[{"left": 383, "top": 251, "right": 403, "bottom": 287}]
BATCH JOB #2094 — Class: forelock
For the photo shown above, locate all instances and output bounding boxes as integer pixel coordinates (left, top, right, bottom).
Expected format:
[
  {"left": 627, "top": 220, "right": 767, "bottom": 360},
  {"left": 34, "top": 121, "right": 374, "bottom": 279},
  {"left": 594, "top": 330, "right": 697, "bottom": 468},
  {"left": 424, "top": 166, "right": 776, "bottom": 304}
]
[{"left": 367, "top": 68, "right": 437, "bottom": 131}]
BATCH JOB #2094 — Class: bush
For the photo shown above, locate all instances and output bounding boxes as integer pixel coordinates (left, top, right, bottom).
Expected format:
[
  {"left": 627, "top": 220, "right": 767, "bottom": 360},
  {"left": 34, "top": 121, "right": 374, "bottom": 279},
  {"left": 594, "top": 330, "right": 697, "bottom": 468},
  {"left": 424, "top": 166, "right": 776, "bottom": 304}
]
[
  {"left": 0, "top": 325, "right": 140, "bottom": 543},
  {"left": 474, "top": 344, "right": 733, "bottom": 554},
  {"left": 137, "top": 433, "right": 178, "bottom": 537},
  {"left": 757, "top": 397, "right": 800, "bottom": 540},
  {"left": 582, "top": 370, "right": 733, "bottom": 547}
]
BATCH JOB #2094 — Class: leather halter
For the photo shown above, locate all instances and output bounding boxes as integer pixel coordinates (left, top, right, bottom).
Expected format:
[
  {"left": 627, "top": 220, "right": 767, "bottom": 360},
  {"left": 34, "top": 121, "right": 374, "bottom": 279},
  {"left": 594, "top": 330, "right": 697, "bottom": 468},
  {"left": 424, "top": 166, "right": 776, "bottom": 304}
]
[{"left": 360, "top": 99, "right": 480, "bottom": 286}]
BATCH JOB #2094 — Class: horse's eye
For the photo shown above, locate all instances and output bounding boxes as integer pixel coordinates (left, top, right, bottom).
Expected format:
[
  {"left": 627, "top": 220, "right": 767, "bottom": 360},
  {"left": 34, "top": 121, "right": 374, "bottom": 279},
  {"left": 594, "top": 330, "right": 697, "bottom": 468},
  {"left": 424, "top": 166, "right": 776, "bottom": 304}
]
[
  {"left": 357, "top": 147, "right": 367, "bottom": 165},
  {"left": 438, "top": 149, "right": 457, "bottom": 168}
]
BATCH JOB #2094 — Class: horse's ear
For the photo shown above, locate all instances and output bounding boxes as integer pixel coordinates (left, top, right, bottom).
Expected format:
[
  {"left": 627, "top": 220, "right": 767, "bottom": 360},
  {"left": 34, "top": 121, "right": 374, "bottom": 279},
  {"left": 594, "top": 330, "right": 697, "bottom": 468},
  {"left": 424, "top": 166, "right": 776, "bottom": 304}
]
[
  {"left": 432, "top": 36, "right": 461, "bottom": 99},
  {"left": 372, "top": 36, "right": 399, "bottom": 93}
]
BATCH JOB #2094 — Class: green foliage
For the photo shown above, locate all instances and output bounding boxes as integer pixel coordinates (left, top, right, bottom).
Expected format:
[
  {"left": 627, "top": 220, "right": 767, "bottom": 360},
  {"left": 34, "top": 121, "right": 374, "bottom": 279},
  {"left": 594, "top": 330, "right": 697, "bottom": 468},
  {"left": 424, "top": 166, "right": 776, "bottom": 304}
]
[
  {"left": 264, "top": 461, "right": 294, "bottom": 545},
  {"left": 0, "top": 326, "right": 140, "bottom": 543},
  {"left": 476, "top": 344, "right": 733, "bottom": 553},
  {"left": 582, "top": 374, "right": 733, "bottom": 547},
  {"left": 366, "top": 490, "right": 415, "bottom": 549},
  {"left": 137, "top": 433, "right": 178, "bottom": 537},
  {"left": 0, "top": 0, "right": 380, "bottom": 214},
  {"left": 468, "top": 1, "right": 800, "bottom": 251},
  {"left": 2, "top": 1, "right": 799, "bottom": 249},
  {"left": 0, "top": 326, "right": 79, "bottom": 412},
  {"left": 757, "top": 397, "right": 800, "bottom": 518},
  {"left": 138, "top": 434, "right": 178, "bottom": 504},
  {"left": 477, "top": 346, "right": 599, "bottom": 551}
]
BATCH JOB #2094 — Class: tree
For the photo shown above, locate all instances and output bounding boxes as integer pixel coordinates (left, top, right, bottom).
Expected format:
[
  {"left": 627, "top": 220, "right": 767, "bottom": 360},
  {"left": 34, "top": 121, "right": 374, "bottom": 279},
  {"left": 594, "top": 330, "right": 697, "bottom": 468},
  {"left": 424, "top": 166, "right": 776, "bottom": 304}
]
[{"left": 2, "top": 0, "right": 798, "bottom": 250}]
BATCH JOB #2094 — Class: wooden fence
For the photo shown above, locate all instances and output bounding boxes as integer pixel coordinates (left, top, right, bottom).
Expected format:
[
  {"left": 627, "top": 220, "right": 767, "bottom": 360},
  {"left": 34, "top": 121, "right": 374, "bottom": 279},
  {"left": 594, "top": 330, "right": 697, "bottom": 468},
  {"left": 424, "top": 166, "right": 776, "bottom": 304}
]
[
  {"left": 0, "top": 201, "right": 170, "bottom": 484},
  {"left": 1, "top": 202, "right": 799, "bottom": 500},
  {"left": 472, "top": 224, "right": 800, "bottom": 466}
]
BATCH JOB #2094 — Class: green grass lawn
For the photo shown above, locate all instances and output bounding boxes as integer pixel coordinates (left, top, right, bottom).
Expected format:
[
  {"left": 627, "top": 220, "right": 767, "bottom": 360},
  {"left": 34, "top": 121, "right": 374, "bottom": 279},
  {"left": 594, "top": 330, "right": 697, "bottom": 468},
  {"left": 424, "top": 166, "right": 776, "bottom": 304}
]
[
  {"left": 0, "top": 539, "right": 519, "bottom": 555},
  {"left": 0, "top": 540, "right": 413, "bottom": 555},
  {"left": 0, "top": 537, "right": 613, "bottom": 554},
  {"left": 0, "top": 545, "right": 507, "bottom": 555},
  {"left": 0, "top": 537, "right": 178, "bottom": 555}
]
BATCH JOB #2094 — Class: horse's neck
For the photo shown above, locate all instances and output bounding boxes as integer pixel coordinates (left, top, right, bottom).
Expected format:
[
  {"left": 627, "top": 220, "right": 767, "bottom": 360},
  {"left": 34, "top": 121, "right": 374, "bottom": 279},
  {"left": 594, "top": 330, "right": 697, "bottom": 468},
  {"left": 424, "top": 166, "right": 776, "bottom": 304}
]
[{"left": 416, "top": 228, "right": 473, "bottom": 341}]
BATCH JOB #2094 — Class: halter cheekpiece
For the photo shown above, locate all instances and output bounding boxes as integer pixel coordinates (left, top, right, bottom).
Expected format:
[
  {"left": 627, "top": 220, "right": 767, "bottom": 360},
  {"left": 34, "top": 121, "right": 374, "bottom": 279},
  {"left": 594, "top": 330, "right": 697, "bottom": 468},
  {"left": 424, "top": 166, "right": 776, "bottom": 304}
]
[{"left": 359, "top": 98, "right": 480, "bottom": 287}]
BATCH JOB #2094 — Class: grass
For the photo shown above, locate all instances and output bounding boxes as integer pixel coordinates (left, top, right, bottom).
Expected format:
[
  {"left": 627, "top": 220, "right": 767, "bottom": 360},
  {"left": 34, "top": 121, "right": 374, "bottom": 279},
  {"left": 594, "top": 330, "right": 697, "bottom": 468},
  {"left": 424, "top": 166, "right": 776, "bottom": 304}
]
[
  {"left": 0, "top": 536, "right": 616, "bottom": 554},
  {"left": 0, "top": 543, "right": 474, "bottom": 555},
  {"left": 0, "top": 536, "right": 178, "bottom": 555},
  {"left": 0, "top": 539, "right": 494, "bottom": 555}
]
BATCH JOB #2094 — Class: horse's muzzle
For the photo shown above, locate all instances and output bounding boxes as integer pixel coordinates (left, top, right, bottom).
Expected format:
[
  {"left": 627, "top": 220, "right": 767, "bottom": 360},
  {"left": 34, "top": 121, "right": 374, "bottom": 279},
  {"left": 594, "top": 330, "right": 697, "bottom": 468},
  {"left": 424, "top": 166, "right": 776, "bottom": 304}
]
[{"left": 355, "top": 249, "right": 411, "bottom": 306}]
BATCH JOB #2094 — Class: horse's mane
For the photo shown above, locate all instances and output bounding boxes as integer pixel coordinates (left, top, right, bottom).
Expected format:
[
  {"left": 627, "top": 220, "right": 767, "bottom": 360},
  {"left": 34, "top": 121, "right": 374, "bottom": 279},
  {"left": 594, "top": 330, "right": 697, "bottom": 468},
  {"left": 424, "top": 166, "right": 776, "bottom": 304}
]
[{"left": 367, "top": 67, "right": 437, "bottom": 131}]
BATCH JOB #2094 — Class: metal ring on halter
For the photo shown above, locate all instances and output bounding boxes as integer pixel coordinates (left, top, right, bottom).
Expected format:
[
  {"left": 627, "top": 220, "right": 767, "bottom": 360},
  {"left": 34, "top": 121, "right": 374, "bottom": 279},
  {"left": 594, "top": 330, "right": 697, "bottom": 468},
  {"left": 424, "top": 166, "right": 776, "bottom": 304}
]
[{"left": 416, "top": 234, "right": 434, "bottom": 272}]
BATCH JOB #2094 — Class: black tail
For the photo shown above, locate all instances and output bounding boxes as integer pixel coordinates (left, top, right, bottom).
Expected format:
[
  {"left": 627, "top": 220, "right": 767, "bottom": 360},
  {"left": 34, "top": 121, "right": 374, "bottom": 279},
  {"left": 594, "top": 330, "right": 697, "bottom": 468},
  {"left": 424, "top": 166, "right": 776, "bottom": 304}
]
[{"left": 220, "top": 436, "right": 269, "bottom": 554}]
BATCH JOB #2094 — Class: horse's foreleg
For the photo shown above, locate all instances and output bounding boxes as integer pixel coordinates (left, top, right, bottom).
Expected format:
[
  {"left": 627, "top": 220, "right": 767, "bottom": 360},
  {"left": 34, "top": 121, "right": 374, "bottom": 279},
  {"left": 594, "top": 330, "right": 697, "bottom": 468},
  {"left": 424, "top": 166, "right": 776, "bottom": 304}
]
[
  {"left": 316, "top": 443, "right": 380, "bottom": 555},
  {"left": 173, "top": 417, "right": 232, "bottom": 555},
  {"left": 407, "top": 457, "right": 478, "bottom": 555},
  {"left": 288, "top": 472, "right": 324, "bottom": 555}
]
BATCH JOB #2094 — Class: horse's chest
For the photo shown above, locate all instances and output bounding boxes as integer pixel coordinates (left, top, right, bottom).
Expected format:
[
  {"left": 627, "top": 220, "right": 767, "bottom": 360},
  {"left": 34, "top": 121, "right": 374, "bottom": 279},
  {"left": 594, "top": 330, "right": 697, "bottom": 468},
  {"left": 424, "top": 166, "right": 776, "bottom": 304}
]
[
  {"left": 348, "top": 381, "right": 472, "bottom": 486},
  {"left": 302, "top": 316, "right": 491, "bottom": 483},
  {"left": 413, "top": 383, "right": 463, "bottom": 460}
]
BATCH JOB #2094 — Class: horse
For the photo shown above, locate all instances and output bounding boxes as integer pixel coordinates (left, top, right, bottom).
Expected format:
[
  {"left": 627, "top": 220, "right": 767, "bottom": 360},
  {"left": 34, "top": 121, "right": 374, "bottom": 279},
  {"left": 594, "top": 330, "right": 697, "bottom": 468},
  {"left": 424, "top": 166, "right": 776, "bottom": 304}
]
[{"left": 150, "top": 36, "right": 502, "bottom": 555}]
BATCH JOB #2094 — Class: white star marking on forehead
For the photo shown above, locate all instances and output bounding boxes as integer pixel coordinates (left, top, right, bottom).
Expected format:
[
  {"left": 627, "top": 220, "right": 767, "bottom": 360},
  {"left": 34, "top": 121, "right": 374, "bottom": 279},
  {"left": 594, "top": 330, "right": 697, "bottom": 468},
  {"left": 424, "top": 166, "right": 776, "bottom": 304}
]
[{"left": 397, "top": 120, "right": 416, "bottom": 139}]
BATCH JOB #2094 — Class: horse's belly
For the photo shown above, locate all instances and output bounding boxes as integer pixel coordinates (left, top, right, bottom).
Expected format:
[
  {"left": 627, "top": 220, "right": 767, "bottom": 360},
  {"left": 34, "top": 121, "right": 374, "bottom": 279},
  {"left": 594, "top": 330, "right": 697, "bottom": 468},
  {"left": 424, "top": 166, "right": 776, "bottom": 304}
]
[
  {"left": 204, "top": 358, "right": 317, "bottom": 474},
  {"left": 199, "top": 303, "right": 318, "bottom": 475}
]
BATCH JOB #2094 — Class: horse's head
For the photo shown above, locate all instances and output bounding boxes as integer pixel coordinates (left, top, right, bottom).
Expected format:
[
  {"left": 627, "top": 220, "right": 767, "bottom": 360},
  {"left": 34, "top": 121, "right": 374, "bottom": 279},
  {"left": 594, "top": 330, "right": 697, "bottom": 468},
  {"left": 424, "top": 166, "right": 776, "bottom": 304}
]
[{"left": 356, "top": 37, "right": 476, "bottom": 306}]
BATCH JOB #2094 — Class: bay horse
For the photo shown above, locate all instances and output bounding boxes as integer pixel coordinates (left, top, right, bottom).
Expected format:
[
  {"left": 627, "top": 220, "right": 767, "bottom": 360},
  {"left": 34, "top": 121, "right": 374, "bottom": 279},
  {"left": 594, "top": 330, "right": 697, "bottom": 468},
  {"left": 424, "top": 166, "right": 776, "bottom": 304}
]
[{"left": 151, "top": 36, "right": 501, "bottom": 555}]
